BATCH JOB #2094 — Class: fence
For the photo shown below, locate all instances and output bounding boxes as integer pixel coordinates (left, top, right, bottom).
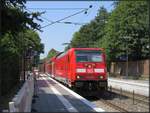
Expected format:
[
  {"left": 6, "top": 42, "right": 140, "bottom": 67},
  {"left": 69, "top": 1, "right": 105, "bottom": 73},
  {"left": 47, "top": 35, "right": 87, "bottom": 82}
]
[
  {"left": 110, "top": 59, "right": 149, "bottom": 77},
  {"left": 9, "top": 73, "right": 34, "bottom": 112}
]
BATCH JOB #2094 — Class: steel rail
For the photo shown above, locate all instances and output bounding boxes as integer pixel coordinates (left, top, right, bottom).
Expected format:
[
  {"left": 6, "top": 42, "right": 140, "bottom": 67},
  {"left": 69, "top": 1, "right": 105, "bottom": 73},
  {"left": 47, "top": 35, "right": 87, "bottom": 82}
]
[
  {"left": 108, "top": 87, "right": 149, "bottom": 105},
  {"left": 99, "top": 98, "right": 129, "bottom": 112}
]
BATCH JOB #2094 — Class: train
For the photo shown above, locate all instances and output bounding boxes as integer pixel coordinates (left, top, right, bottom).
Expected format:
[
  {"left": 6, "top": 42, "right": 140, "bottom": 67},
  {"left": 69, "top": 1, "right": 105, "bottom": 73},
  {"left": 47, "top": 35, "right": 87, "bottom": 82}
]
[{"left": 44, "top": 48, "right": 108, "bottom": 92}]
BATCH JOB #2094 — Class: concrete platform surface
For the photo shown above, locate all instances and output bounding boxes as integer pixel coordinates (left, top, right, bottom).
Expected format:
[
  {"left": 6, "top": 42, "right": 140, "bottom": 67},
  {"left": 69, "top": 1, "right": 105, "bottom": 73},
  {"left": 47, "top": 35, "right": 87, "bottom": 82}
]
[
  {"left": 32, "top": 74, "right": 104, "bottom": 112},
  {"left": 108, "top": 77, "right": 149, "bottom": 97},
  {"left": 109, "top": 77, "right": 149, "bottom": 85}
]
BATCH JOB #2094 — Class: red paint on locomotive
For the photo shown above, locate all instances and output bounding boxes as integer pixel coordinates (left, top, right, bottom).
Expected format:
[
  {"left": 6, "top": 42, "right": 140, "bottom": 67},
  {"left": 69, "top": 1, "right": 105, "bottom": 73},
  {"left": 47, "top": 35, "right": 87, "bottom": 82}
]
[
  {"left": 45, "top": 59, "right": 52, "bottom": 75},
  {"left": 46, "top": 48, "right": 108, "bottom": 90}
]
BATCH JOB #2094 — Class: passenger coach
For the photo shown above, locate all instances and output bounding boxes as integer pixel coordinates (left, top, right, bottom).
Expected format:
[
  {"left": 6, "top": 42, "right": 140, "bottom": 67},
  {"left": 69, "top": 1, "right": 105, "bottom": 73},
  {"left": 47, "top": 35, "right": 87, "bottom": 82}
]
[{"left": 49, "top": 48, "right": 108, "bottom": 91}]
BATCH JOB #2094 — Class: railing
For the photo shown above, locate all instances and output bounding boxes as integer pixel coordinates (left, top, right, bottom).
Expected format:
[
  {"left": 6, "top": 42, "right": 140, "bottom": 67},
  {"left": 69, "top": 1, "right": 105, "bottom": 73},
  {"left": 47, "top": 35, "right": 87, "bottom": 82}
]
[{"left": 9, "top": 73, "right": 34, "bottom": 112}]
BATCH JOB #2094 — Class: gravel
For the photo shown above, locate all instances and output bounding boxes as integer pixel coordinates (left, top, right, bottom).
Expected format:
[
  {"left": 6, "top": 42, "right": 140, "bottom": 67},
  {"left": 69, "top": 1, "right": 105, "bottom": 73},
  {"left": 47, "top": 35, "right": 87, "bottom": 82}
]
[{"left": 84, "top": 91, "right": 149, "bottom": 112}]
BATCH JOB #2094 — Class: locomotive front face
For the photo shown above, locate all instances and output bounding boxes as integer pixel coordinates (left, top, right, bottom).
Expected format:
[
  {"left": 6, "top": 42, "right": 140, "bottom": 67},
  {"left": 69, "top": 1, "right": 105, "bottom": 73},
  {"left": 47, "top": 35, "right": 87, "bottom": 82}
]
[
  {"left": 74, "top": 49, "right": 107, "bottom": 90},
  {"left": 75, "top": 50, "right": 107, "bottom": 81}
]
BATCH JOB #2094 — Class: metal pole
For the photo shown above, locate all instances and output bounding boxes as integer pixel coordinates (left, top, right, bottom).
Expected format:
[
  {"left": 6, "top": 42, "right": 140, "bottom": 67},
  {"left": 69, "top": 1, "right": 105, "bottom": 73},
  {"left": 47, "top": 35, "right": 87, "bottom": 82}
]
[
  {"left": 0, "top": 2, "right": 2, "bottom": 98},
  {"left": 126, "top": 37, "right": 128, "bottom": 78},
  {"left": 127, "top": 47, "right": 128, "bottom": 78},
  {"left": 119, "top": 88, "right": 122, "bottom": 107},
  {"left": 24, "top": 53, "right": 25, "bottom": 81},
  {"left": 110, "top": 85, "right": 112, "bottom": 92},
  {"left": 133, "top": 90, "right": 135, "bottom": 104},
  {"left": 119, "top": 88, "right": 122, "bottom": 101},
  {"left": 110, "top": 85, "right": 112, "bottom": 98}
]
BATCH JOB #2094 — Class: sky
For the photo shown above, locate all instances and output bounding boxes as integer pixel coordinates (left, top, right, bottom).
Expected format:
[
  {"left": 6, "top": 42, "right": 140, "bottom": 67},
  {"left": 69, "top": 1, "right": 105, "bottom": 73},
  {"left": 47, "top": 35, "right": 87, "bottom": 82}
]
[{"left": 25, "top": 1, "right": 114, "bottom": 59}]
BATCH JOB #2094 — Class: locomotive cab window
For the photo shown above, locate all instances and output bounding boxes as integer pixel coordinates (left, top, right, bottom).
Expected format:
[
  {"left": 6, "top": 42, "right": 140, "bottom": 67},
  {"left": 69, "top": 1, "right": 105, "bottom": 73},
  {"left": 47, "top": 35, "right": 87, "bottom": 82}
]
[
  {"left": 76, "top": 55, "right": 88, "bottom": 62},
  {"left": 75, "top": 50, "right": 103, "bottom": 62}
]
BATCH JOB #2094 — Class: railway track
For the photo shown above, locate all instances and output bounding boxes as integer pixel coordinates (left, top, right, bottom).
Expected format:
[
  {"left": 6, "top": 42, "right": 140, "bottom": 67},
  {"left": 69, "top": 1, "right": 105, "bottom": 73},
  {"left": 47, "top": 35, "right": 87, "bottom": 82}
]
[
  {"left": 48, "top": 76, "right": 149, "bottom": 112},
  {"left": 80, "top": 91, "right": 129, "bottom": 112},
  {"left": 51, "top": 79, "right": 129, "bottom": 112},
  {"left": 94, "top": 91, "right": 130, "bottom": 112},
  {"left": 98, "top": 89, "right": 149, "bottom": 112},
  {"left": 99, "top": 98, "right": 129, "bottom": 112},
  {"left": 108, "top": 87, "right": 149, "bottom": 105},
  {"left": 83, "top": 89, "right": 149, "bottom": 112}
]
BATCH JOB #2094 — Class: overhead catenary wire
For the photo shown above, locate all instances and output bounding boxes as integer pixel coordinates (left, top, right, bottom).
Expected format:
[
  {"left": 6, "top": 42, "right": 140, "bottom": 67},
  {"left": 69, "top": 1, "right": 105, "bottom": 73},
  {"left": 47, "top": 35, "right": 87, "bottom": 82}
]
[
  {"left": 25, "top": 7, "right": 90, "bottom": 26},
  {"left": 26, "top": 9, "right": 88, "bottom": 25},
  {"left": 62, "top": 6, "right": 89, "bottom": 48},
  {"left": 27, "top": 8, "right": 87, "bottom": 10},
  {"left": 41, "top": 5, "right": 92, "bottom": 29},
  {"left": 41, "top": 9, "right": 88, "bottom": 28},
  {"left": 25, "top": 8, "right": 53, "bottom": 22},
  {"left": 55, "top": 21, "right": 87, "bottom": 25}
]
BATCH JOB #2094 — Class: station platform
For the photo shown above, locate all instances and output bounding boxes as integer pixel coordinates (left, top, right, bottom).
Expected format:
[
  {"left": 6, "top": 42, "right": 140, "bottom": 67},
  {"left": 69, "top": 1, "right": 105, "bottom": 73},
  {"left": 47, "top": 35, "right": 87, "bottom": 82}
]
[
  {"left": 108, "top": 77, "right": 149, "bottom": 85},
  {"left": 108, "top": 77, "right": 149, "bottom": 97},
  {"left": 32, "top": 73, "right": 104, "bottom": 112}
]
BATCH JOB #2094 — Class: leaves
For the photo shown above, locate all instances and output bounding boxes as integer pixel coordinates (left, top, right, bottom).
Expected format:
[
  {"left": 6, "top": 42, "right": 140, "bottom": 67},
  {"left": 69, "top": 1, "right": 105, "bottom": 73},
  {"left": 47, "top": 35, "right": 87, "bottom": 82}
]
[
  {"left": 68, "top": 1, "right": 149, "bottom": 62},
  {"left": 47, "top": 49, "right": 59, "bottom": 59},
  {"left": 0, "top": 0, "right": 44, "bottom": 95},
  {"left": 65, "top": 1, "right": 149, "bottom": 70},
  {"left": 104, "top": 1, "right": 149, "bottom": 60},
  {"left": 67, "top": 6, "right": 109, "bottom": 49},
  {"left": 1, "top": 0, "right": 43, "bottom": 35}
]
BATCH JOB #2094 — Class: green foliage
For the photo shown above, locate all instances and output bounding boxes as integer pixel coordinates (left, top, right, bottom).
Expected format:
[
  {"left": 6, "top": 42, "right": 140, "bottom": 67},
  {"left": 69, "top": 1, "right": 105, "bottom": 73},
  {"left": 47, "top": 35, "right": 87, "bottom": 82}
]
[
  {"left": 1, "top": 0, "right": 43, "bottom": 35},
  {"left": 0, "top": 0, "right": 44, "bottom": 96},
  {"left": 19, "top": 30, "right": 44, "bottom": 53},
  {"left": 47, "top": 49, "right": 58, "bottom": 59},
  {"left": 0, "top": 29, "right": 44, "bottom": 95},
  {"left": 68, "top": 6, "right": 109, "bottom": 49},
  {"left": 103, "top": 1, "right": 149, "bottom": 60},
  {"left": 67, "top": 1, "right": 149, "bottom": 70}
]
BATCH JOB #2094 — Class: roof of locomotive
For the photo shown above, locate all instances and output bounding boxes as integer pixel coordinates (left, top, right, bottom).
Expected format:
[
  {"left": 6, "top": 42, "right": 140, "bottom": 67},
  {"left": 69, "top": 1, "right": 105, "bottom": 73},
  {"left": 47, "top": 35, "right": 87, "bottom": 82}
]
[
  {"left": 54, "top": 48, "right": 105, "bottom": 59},
  {"left": 68, "top": 48, "right": 104, "bottom": 52}
]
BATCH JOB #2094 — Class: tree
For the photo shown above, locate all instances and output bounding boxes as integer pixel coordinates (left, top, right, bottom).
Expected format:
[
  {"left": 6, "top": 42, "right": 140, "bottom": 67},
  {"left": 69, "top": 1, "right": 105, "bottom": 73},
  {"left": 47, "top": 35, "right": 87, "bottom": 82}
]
[
  {"left": 67, "top": 1, "right": 149, "bottom": 70},
  {"left": 103, "top": 1, "right": 149, "bottom": 61},
  {"left": 1, "top": 0, "right": 43, "bottom": 35},
  {"left": 47, "top": 48, "right": 59, "bottom": 59},
  {"left": 68, "top": 6, "right": 109, "bottom": 49},
  {"left": 0, "top": 0, "right": 44, "bottom": 96},
  {"left": 0, "top": 29, "right": 44, "bottom": 95}
]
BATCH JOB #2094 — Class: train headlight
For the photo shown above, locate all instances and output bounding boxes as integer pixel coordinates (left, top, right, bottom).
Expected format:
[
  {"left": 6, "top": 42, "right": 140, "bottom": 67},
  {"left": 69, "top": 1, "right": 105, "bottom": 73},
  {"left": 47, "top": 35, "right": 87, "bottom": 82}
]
[
  {"left": 99, "top": 75, "right": 104, "bottom": 79},
  {"left": 77, "top": 75, "right": 83, "bottom": 79},
  {"left": 88, "top": 65, "right": 92, "bottom": 68},
  {"left": 77, "top": 75, "right": 80, "bottom": 79}
]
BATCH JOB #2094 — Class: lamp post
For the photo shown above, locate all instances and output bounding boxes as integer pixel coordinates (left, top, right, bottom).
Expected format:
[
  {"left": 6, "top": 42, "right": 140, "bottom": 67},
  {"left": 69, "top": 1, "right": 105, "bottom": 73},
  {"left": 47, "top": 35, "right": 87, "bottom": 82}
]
[{"left": 126, "top": 44, "right": 128, "bottom": 78}]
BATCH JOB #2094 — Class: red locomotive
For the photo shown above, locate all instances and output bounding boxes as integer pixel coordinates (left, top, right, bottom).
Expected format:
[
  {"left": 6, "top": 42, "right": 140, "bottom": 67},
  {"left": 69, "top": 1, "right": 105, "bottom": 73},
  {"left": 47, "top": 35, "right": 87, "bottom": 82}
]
[
  {"left": 46, "top": 48, "right": 108, "bottom": 91},
  {"left": 45, "top": 59, "right": 52, "bottom": 73}
]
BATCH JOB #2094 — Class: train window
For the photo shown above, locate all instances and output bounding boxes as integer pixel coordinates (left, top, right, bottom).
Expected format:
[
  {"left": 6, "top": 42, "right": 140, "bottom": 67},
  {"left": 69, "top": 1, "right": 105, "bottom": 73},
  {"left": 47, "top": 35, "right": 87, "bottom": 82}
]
[
  {"left": 76, "top": 56, "right": 88, "bottom": 62},
  {"left": 75, "top": 50, "right": 103, "bottom": 62},
  {"left": 91, "top": 55, "right": 102, "bottom": 62}
]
